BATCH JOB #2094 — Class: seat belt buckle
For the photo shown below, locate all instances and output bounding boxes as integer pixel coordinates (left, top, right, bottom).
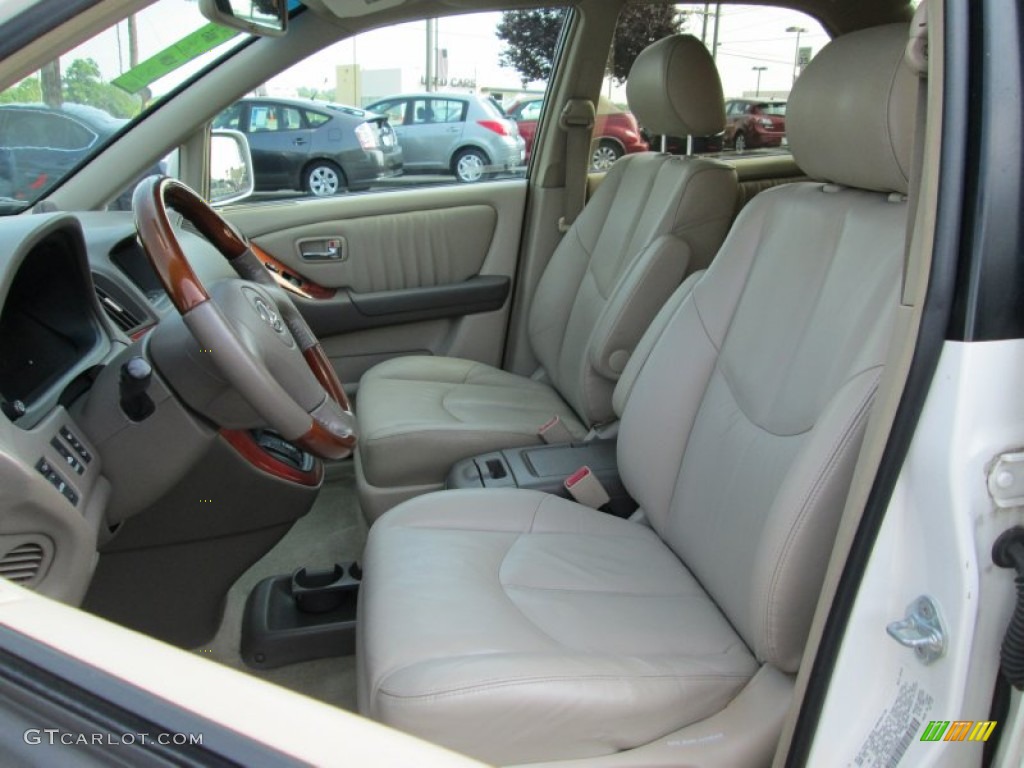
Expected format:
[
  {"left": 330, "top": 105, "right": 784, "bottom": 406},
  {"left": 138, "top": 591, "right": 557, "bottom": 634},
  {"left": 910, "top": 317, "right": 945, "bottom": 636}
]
[
  {"left": 557, "top": 216, "right": 571, "bottom": 233},
  {"left": 564, "top": 466, "right": 611, "bottom": 510},
  {"left": 539, "top": 415, "right": 574, "bottom": 444}
]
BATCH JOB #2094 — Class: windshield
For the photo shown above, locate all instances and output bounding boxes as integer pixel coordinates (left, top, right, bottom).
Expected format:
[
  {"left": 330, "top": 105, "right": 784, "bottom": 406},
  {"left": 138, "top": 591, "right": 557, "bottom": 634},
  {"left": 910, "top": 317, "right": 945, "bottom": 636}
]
[{"left": 0, "top": 0, "right": 252, "bottom": 214}]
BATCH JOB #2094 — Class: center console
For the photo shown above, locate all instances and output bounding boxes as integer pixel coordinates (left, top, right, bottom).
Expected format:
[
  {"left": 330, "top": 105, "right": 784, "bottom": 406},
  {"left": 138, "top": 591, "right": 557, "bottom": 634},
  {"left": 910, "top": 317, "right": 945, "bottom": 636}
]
[{"left": 446, "top": 439, "right": 637, "bottom": 517}]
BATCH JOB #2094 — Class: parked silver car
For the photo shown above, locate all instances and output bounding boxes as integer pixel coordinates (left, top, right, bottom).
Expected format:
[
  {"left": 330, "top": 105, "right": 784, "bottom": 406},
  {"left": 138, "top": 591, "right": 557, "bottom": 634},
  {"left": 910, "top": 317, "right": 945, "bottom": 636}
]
[{"left": 366, "top": 92, "right": 525, "bottom": 182}]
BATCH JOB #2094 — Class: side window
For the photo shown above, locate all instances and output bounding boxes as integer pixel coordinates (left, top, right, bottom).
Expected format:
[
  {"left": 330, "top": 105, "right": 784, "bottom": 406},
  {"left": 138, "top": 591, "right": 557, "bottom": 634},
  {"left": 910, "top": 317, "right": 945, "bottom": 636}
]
[
  {"left": 411, "top": 99, "right": 436, "bottom": 124},
  {"left": 280, "top": 106, "right": 303, "bottom": 130},
  {"left": 50, "top": 116, "right": 95, "bottom": 150},
  {"left": 304, "top": 110, "right": 330, "bottom": 127},
  {"left": 213, "top": 102, "right": 243, "bottom": 130},
  {"left": 211, "top": 9, "right": 564, "bottom": 202},
  {"left": 247, "top": 104, "right": 275, "bottom": 132},
  {"left": 520, "top": 101, "right": 542, "bottom": 121},
  {"left": 431, "top": 99, "right": 466, "bottom": 123},
  {"left": 372, "top": 100, "right": 407, "bottom": 125},
  {"left": 610, "top": 4, "right": 827, "bottom": 160}
]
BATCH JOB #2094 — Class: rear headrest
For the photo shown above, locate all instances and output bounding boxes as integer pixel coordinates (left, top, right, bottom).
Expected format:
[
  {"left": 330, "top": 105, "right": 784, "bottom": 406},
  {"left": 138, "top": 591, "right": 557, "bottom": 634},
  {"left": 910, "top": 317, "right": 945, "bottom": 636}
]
[
  {"left": 626, "top": 34, "right": 725, "bottom": 138},
  {"left": 788, "top": 24, "right": 916, "bottom": 194}
]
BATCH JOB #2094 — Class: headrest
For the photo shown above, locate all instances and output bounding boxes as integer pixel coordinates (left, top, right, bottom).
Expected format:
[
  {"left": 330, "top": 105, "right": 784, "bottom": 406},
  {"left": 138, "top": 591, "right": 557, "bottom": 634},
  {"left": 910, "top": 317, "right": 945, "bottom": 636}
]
[
  {"left": 787, "top": 23, "right": 916, "bottom": 194},
  {"left": 626, "top": 34, "right": 725, "bottom": 138}
]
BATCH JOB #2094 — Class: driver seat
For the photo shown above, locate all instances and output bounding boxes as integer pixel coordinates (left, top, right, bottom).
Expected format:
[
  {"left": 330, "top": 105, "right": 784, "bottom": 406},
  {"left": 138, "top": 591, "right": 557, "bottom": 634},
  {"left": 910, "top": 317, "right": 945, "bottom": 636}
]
[{"left": 357, "top": 24, "right": 916, "bottom": 766}]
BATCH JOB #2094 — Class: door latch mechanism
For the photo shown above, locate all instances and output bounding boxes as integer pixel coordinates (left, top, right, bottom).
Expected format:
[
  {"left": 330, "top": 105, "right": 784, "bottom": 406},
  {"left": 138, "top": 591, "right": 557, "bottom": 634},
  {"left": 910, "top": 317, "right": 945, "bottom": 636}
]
[{"left": 886, "top": 595, "right": 947, "bottom": 665}]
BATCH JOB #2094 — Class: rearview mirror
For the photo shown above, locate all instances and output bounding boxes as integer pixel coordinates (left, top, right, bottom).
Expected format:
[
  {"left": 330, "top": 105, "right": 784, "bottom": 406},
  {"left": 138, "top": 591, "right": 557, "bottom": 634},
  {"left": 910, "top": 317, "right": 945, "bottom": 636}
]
[
  {"left": 210, "top": 130, "right": 254, "bottom": 206},
  {"left": 199, "top": 0, "right": 287, "bottom": 37}
]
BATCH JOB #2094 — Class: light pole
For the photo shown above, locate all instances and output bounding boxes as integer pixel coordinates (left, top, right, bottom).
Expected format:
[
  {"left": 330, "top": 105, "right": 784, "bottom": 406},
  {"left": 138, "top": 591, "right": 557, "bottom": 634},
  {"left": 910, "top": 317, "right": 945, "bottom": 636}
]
[
  {"left": 752, "top": 66, "right": 767, "bottom": 97},
  {"left": 786, "top": 25, "right": 807, "bottom": 85}
]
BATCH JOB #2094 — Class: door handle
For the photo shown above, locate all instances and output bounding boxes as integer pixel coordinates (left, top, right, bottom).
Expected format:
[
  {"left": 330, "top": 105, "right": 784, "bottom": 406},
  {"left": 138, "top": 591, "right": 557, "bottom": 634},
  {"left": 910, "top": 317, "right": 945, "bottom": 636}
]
[
  {"left": 293, "top": 137, "right": 308, "bottom": 145},
  {"left": 298, "top": 237, "right": 346, "bottom": 261}
]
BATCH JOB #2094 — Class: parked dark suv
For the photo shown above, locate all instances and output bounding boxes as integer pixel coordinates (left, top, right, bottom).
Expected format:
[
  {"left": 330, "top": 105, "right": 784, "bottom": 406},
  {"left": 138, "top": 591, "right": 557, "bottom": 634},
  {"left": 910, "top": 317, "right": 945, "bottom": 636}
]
[
  {"left": 214, "top": 97, "right": 403, "bottom": 196},
  {"left": 0, "top": 102, "right": 166, "bottom": 213},
  {"left": 0, "top": 102, "right": 126, "bottom": 205}
]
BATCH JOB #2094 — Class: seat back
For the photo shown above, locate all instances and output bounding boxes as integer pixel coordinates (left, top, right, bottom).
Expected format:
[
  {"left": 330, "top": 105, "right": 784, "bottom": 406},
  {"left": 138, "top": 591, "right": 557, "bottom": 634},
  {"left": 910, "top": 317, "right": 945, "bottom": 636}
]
[
  {"left": 527, "top": 35, "right": 737, "bottom": 427},
  {"left": 613, "top": 24, "right": 916, "bottom": 672}
]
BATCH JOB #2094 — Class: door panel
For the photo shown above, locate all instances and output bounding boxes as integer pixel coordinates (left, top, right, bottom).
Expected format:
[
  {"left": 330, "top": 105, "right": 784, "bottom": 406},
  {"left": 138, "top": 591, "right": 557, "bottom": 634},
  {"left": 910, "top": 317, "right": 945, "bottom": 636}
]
[
  {"left": 253, "top": 204, "right": 496, "bottom": 292},
  {"left": 222, "top": 181, "right": 527, "bottom": 388}
]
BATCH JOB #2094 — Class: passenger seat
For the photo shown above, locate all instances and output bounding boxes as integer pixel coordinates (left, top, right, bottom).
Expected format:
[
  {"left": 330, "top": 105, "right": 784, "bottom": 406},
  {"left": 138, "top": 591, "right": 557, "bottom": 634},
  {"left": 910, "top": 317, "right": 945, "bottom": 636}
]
[{"left": 355, "top": 35, "right": 738, "bottom": 520}]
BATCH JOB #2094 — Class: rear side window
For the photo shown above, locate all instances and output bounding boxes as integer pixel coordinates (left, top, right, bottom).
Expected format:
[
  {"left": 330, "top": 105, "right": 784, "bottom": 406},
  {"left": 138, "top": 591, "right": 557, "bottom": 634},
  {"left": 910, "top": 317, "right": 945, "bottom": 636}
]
[
  {"left": 213, "top": 103, "right": 243, "bottom": 129},
  {"left": 304, "top": 110, "right": 330, "bottom": 127},
  {"left": 372, "top": 99, "right": 407, "bottom": 125},
  {"left": 7, "top": 112, "right": 95, "bottom": 150},
  {"left": 430, "top": 99, "right": 466, "bottom": 123}
]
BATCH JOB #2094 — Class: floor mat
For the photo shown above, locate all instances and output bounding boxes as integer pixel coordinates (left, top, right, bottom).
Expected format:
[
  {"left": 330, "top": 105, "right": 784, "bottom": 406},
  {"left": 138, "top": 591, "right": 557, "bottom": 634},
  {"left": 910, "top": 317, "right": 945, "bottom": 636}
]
[{"left": 197, "top": 460, "right": 367, "bottom": 710}]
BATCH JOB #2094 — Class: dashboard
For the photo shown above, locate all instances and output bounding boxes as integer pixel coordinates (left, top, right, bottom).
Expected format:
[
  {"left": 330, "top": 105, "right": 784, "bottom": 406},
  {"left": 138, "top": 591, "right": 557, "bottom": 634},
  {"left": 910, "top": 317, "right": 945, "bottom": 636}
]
[{"left": 0, "top": 210, "right": 234, "bottom": 605}]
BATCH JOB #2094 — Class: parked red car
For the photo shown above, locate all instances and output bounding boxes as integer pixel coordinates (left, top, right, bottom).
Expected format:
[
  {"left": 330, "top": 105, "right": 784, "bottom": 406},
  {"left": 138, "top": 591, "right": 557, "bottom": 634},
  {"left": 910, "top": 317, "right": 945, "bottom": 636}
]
[
  {"left": 507, "top": 95, "right": 648, "bottom": 170},
  {"left": 723, "top": 98, "right": 787, "bottom": 151}
]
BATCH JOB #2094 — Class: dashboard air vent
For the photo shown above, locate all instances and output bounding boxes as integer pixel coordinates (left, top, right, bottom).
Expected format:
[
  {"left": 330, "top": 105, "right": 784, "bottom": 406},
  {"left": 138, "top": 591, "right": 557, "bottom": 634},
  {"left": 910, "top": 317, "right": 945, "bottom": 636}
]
[
  {"left": 95, "top": 285, "right": 143, "bottom": 334},
  {"left": 0, "top": 542, "right": 45, "bottom": 584}
]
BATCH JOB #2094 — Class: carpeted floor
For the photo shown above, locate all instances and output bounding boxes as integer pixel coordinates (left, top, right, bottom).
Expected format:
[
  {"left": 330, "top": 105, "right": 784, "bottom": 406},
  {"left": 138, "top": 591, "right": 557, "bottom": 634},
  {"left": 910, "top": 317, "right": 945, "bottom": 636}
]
[{"left": 196, "top": 459, "right": 367, "bottom": 710}]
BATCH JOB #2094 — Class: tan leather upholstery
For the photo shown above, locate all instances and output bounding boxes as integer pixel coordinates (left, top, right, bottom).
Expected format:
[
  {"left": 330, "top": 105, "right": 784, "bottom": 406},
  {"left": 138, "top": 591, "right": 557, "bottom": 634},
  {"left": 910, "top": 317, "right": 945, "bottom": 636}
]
[
  {"left": 356, "top": 357, "right": 586, "bottom": 488},
  {"left": 355, "top": 36, "right": 736, "bottom": 516},
  {"left": 358, "top": 24, "right": 916, "bottom": 764},
  {"left": 357, "top": 490, "right": 758, "bottom": 765},
  {"left": 788, "top": 23, "right": 915, "bottom": 194},
  {"left": 626, "top": 34, "right": 726, "bottom": 137}
]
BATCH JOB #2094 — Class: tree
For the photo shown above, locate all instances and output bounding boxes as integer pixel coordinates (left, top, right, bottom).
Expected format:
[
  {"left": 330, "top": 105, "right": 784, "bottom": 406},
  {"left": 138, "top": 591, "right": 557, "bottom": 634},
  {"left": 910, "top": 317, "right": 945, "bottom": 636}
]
[
  {"left": 62, "top": 58, "right": 141, "bottom": 118},
  {"left": 0, "top": 77, "right": 42, "bottom": 105},
  {"left": 297, "top": 86, "right": 332, "bottom": 102},
  {"left": 609, "top": 5, "right": 686, "bottom": 83},
  {"left": 497, "top": 7, "right": 686, "bottom": 86},
  {"left": 496, "top": 9, "right": 566, "bottom": 85}
]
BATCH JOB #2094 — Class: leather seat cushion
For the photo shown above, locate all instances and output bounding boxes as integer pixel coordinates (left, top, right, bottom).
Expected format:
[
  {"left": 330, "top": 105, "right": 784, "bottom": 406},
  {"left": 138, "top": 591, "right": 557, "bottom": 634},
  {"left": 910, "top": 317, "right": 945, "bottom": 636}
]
[
  {"left": 357, "top": 489, "right": 758, "bottom": 765},
  {"left": 357, "top": 356, "right": 587, "bottom": 487}
]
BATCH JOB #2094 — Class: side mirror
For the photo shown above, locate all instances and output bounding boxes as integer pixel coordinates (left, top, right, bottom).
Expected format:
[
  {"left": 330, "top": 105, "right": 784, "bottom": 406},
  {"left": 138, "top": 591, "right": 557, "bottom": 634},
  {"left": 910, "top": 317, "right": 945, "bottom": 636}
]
[
  {"left": 210, "top": 129, "right": 255, "bottom": 206},
  {"left": 199, "top": 0, "right": 287, "bottom": 37}
]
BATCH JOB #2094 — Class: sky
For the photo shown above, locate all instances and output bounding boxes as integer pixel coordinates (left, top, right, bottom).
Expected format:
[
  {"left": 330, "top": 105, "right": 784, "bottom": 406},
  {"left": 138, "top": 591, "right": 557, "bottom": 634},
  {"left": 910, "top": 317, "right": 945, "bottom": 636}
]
[
  {"left": 266, "top": 5, "right": 829, "bottom": 103},
  {"left": 5, "top": 1, "right": 830, "bottom": 107}
]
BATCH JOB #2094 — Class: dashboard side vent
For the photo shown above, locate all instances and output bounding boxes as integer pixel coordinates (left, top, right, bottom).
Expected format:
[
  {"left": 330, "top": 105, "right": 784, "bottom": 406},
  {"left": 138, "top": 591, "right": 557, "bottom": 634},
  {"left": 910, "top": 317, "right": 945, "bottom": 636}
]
[
  {"left": 95, "top": 284, "right": 143, "bottom": 334},
  {"left": 0, "top": 542, "right": 45, "bottom": 584}
]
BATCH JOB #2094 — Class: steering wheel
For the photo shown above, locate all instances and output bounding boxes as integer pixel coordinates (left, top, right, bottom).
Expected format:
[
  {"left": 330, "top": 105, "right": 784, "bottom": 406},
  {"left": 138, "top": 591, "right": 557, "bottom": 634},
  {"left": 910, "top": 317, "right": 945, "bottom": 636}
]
[{"left": 132, "top": 175, "right": 356, "bottom": 460}]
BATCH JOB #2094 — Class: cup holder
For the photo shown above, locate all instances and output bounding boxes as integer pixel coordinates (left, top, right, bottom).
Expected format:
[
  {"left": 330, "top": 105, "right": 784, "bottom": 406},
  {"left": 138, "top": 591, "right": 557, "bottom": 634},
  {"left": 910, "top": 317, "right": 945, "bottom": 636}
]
[
  {"left": 242, "top": 561, "right": 363, "bottom": 669},
  {"left": 291, "top": 563, "right": 359, "bottom": 614}
]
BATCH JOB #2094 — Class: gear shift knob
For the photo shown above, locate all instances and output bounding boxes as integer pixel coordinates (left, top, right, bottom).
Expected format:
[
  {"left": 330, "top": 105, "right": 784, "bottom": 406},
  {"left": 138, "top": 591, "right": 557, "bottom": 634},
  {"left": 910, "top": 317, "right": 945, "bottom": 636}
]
[{"left": 119, "top": 356, "right": 155, "bottom": 422}]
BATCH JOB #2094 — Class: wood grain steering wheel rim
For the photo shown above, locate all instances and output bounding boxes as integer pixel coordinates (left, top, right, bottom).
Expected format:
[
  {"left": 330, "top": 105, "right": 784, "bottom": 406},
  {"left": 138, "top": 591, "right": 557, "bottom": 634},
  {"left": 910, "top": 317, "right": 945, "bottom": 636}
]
[{"left": 133, "top": 175, "right": 355, "bottom": 460}]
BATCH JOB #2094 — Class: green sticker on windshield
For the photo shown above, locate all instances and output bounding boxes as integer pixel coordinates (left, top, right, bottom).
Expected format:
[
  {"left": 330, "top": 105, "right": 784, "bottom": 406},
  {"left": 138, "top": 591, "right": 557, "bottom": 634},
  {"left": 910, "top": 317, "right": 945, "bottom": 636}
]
[{"left": 112, "top": 23, "right": 239, "bottom": 94}]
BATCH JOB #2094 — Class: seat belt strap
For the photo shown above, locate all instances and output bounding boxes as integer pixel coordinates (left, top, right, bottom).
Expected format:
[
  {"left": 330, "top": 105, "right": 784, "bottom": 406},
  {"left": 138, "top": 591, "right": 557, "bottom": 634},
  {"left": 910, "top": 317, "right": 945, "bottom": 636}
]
[
  {"left": 557, "top": 98, "right": 595, "bottom": 233},
  {"left": 902, "top": 2, "right": 929, "bottom": 292}
]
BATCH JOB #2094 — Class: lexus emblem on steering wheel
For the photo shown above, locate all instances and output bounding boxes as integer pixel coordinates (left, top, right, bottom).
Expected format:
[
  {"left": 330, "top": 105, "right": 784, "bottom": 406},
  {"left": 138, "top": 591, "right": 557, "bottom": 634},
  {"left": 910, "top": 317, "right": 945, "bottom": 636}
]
[{"left": 253, "top": 296, "right": 284, "bottom": 333}]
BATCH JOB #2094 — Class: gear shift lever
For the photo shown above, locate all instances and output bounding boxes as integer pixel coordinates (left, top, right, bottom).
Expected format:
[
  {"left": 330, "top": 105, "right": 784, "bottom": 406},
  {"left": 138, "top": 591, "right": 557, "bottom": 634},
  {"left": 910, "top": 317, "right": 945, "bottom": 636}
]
[{"left": 119, "top": 356, "right": 155, "bottom": 422}]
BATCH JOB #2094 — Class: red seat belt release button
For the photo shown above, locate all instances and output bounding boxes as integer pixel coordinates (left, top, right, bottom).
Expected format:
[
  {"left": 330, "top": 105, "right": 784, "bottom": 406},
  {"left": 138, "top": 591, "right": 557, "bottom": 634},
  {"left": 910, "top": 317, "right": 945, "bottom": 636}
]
[
  {"left": 564, "top": 466, "right": 611, "bottom": 510},
  {"left": 539, "top": 415, "right": 574, "bottom": 444}
]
